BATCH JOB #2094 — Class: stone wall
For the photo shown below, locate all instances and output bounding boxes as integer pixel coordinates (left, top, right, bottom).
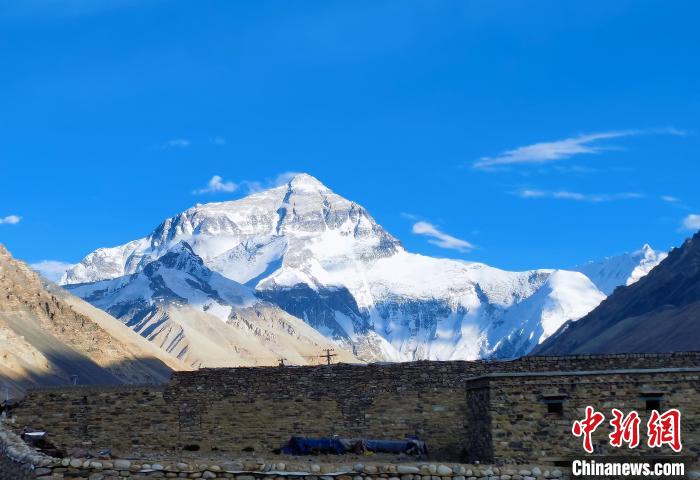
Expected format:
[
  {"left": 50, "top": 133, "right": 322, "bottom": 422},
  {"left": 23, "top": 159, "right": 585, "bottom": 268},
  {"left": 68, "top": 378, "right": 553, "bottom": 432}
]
[
  {"left": 9, "top": 353, "right": 700, "bottom": 463},
  {"left": 0, "top": 421, "right": 48, "bottom": 480},
  {"left": 466, "top": 369, "right": 700, "bottom": 464}
]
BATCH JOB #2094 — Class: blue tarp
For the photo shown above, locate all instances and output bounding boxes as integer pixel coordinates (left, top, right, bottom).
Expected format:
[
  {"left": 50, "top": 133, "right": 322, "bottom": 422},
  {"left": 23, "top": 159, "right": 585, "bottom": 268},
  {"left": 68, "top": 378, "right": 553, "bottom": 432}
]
[{"left": 282, "top": 436, "right": 427, "bottom": 456}]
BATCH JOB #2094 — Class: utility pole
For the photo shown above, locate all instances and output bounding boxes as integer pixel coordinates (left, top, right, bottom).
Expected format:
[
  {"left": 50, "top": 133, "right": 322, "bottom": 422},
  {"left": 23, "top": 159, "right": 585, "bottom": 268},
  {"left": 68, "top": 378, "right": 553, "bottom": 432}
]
[{"left": 320, "top": 348, "right": 337, "bottom": 365}]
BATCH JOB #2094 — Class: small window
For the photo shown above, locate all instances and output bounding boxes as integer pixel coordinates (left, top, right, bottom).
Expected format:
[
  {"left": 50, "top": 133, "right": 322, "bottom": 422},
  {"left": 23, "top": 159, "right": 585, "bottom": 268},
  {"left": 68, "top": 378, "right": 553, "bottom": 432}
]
[
  {"left": 640, "top": 392, "right": 663, "bottom": 411},
  {"left": 542, "top": 394, "right": 567, "bottom": 415}
]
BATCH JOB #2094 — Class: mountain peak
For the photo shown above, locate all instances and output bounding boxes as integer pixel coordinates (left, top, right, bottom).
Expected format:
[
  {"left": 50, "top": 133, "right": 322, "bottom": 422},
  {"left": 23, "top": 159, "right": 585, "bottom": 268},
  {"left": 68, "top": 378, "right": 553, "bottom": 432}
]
[
  {"left": 286, "top": 173, "right": 330, "bottom": 193},
  {"left": 636, "top": 243, "right": 654, "bottom": 257}
]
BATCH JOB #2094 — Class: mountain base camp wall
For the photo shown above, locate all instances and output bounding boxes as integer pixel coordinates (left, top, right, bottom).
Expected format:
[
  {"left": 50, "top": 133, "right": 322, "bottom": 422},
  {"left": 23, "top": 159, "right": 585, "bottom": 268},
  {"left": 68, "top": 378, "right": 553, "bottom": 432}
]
[{"left": 6, "top": 352, "right": 700, "bottom": 464}]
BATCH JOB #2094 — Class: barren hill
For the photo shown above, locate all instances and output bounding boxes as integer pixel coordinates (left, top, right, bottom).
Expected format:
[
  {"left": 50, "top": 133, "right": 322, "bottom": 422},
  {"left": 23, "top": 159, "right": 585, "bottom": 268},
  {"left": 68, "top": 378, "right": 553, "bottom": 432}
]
[{"left": 0, "top": 244, "right": 189, "bottom": 398}]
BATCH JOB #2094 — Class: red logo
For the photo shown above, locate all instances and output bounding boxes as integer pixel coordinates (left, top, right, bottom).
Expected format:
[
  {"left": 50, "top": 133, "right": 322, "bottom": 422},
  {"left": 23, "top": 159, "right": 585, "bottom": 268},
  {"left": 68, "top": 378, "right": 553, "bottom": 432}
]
[
  {"left": 572, "top": 406, "right": 606, "bottom": 453},
  {"left": 647, "top": 409, "right": 682, "bottom": 453},
  {"left": 609, "top": 408, "right": 640, "bottom": 449},
  {"left": 572, "top": 407, "right": 682, "bottom": 453}
]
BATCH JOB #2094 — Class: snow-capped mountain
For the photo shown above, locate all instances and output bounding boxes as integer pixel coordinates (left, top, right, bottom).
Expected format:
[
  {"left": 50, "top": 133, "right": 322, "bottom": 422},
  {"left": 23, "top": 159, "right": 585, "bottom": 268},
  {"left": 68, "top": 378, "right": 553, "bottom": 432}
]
[
  {"left": 66, "top": 242, "right": 357, "bottom": 367},
  {"left": 574, "top": 244, "right": 667, "bottom": 295},
  {"left": 63, "top": 173, "right": 608, "bottom": 361}
]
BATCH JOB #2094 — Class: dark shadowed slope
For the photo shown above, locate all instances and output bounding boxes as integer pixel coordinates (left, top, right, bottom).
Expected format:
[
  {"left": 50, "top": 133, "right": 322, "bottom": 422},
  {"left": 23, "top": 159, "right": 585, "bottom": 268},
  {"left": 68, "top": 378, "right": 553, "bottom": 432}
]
[
  {"left": 534, "top": 231, "right": 700, "bottom": 355},
  {"left": 0, "top": 244, "right": 189, "bottom": 398}
]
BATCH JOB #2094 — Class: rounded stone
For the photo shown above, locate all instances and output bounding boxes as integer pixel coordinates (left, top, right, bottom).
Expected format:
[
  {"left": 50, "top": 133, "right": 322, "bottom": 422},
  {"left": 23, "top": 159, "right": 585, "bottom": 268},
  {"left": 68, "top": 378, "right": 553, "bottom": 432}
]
[
  {"left": 437, "top": 466, "right": 452, "bottom": 476},
  {"left": 114, "top": 459, "right": 132, "bottom": 469}
]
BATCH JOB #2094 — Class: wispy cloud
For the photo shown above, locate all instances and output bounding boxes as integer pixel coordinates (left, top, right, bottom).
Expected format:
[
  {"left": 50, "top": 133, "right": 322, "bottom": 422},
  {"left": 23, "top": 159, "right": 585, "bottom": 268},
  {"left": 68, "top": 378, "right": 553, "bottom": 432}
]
[
  {"left": 0, "top": 215, "right": 21, "bottom": 225},
  {"left": 681, "top": 214, "right": 700, "bottom": 232},
  {"left": 412, "top": 221, "right": 475, "bottom": 252},
  {"left": 162, "top": 139, "right": 191, "bottom": 149},
  {"left": 661, "top": 195, "right": 680, "bottom": 203},
  {"left": 193, "top": 175, "right": 238, "bottom": 195},
  {"left": 192, "top": 172, "right": 304, "bottom": 196},
  {"left": 242, "top": 171, "right": 301, "bottom": 193},
  {"left": 30, "top": 260, "right": 74, "bottom": 282},
  {"left": 514, "top": 189, "right": 644, "bottom": 203},
  {"left": 475, "top": 127, "right": 686, "bottom": 170},
  {"left": 209, "top": 136, "right": 226, "bottom": 146}
]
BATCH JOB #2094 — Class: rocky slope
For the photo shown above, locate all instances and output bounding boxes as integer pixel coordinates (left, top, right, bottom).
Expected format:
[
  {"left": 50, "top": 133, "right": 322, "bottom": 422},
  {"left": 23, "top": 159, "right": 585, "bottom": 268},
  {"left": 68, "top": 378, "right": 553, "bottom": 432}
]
[
  {"left": 534, "top": 231, "right": 700, "bottom": 355},
  {"left": 66, "top": 242, "right": 358, "bottom": 367},
  {"left": 62, "top": 174, "right": 613, "bottom": 361},
  {"left": 0, "top": 244, "right": 188, "bottom": 398}
]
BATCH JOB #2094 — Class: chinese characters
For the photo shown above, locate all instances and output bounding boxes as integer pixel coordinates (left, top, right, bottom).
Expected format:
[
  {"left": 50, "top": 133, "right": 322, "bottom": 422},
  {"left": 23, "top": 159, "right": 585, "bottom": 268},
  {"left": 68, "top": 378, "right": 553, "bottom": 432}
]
[{"left": 572, "top": 407, "right": 682, "bottom": 453}]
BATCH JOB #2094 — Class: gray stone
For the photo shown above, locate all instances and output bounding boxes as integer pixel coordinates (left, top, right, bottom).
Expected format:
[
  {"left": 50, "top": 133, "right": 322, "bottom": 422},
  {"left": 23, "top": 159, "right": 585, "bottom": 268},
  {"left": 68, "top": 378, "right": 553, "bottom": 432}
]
[
  {"left": 550, "top": 470, "right": 562, "bottom": 478},
  {"left": 203, "top": 472, "right": 217, "bottom": 479},
  {"left": 114, "top": 459, "right": 132, "bottom": 469},
  {"left": 398, "top": 466, "right": 420, "bottom": 474},
  {"left": 437, "top": 466, "right": 452, "bottom": 476},
  {"left": 531, "top": 468, "right": 542, "bottom": 477}
]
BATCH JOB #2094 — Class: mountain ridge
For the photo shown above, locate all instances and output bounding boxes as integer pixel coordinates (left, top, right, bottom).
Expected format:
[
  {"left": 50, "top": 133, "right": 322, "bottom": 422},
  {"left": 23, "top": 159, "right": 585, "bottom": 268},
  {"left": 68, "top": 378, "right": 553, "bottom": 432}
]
[
  {"left": 66, "top": 240, "right": 360, "bottom": 367},
  {"left": 60, "top": 173, "right": 660, "bottom": 361},
  {"left": 534, "top": 231, "right": 700, "bottom": 355}
]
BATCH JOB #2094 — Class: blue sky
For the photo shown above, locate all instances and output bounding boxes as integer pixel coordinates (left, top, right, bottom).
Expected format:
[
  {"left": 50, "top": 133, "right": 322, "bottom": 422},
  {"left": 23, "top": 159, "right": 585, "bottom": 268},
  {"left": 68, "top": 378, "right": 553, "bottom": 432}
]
[{"left": 1, "top": 0, "right": 699, "bottom": 273}]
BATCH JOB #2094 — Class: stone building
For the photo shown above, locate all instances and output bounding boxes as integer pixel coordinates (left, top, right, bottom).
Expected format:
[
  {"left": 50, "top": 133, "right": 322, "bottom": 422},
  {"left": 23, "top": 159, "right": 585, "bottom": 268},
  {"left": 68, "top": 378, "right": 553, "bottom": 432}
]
[{"left": 0, "top": 352, "right": 698, "bottom": 479}]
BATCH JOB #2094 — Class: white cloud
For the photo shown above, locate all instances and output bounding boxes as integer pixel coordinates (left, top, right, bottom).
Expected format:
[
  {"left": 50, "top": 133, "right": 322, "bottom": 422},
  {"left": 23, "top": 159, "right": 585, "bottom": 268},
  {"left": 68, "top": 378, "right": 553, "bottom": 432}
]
[
  {"left": 30, "top": 260, "right": 74, "bottom": 282},
  {"left": 193, "top": 175, "right": 238, "bottom": 194},
  {"left": 412, "top": 221, "right": 475, "bottom": 252},
  {"left": 681, "top": 214, "right": 700, "bottom": 232},
  {"left": 162, "top": 139, "right": 191, "bottom": 149},
  {"left": 242, "top": 171, "right": 301, "bottom": 193},
  {"left": 0, "top": 215, "right": 21, "bottom": 225},
  {"left": 514, "top": 189, "right": 644, "bottom": 203},
  {"left": 475, "top": 128, "right": 686, "bottom": 169},
  {"left": 209, "top": 137, "right": 226, "bottom": 146},
  {"left": 661, "top": 195, "right": 680, "bottom": 203}
]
